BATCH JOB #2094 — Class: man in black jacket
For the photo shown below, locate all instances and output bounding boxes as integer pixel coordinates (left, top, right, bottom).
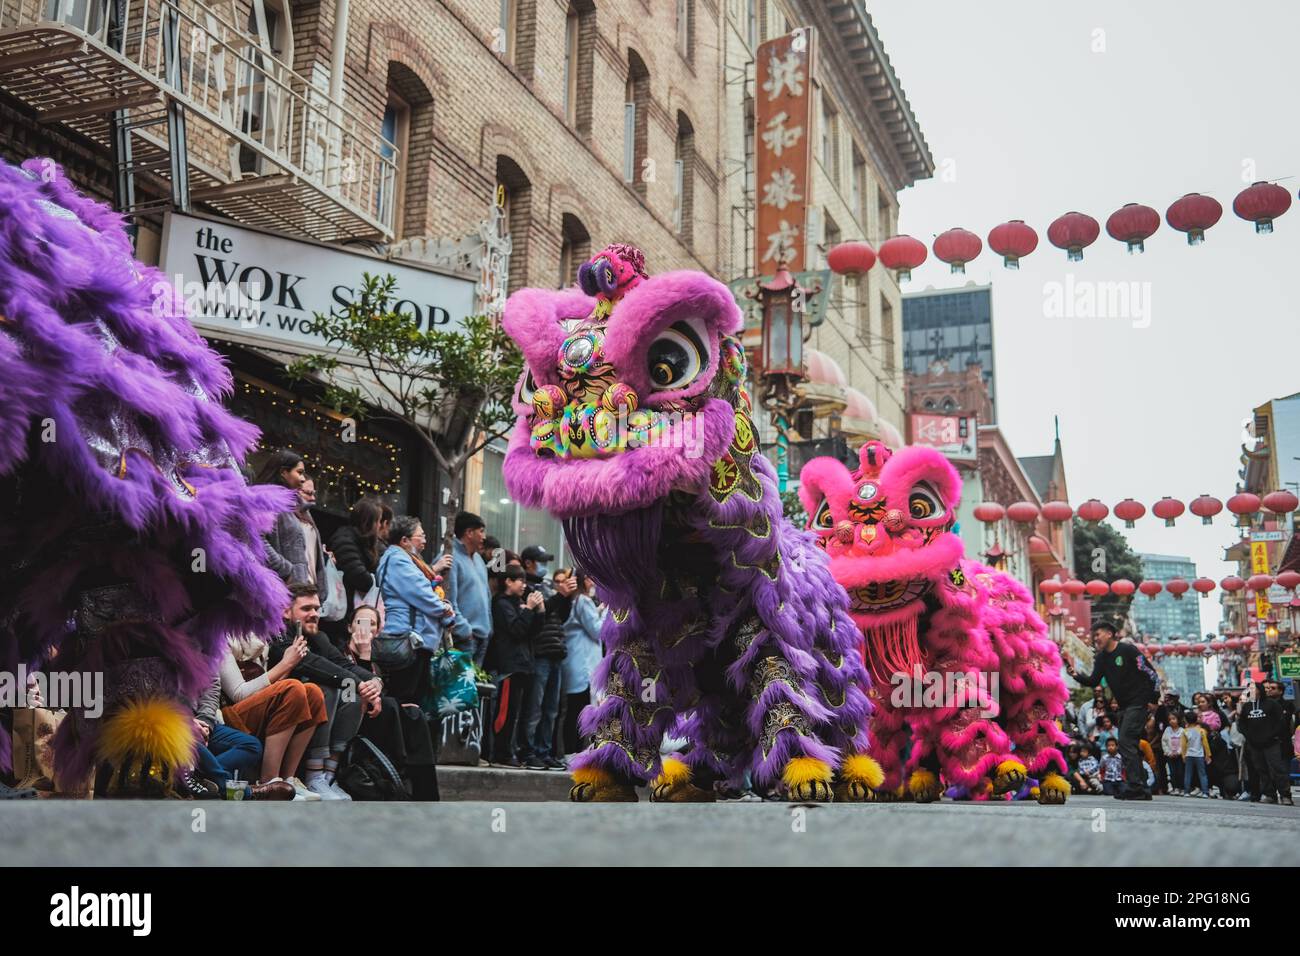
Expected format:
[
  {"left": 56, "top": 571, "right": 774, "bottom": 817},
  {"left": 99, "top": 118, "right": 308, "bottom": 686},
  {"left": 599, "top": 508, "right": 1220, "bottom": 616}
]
[
  {"left": 1064, "top": 620, "right": 1159, "bottom": 800},
  {"left": 1239, "top": 682, "right": 1294, "bottom": 805}
]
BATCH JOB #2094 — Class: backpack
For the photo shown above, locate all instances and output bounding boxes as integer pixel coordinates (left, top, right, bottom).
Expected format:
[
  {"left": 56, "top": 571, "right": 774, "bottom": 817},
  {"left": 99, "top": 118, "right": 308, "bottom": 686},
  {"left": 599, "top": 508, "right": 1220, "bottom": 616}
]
[{"left": 337, "top": 736, "right": 410, "bottom": 801}]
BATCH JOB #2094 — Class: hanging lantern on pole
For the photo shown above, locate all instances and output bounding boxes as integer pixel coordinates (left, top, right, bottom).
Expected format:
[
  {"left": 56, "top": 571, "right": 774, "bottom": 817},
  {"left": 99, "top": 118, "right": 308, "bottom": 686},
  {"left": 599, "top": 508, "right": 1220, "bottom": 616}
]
[
  {"left": 1151, "top": 496, "right": 1185, "bottom": 527},
  {"left": 973, "top": 502, "right": 1006, "bottom": 525},
  {"left": 1110, "top": 579, "right": 1136, "bottom": 599},
  {"left": 1047, "top": 211, "right": 1100, "bottom": 261},
  {"left": 1189, "top": 494, "right": 1222, "bottom": 525},
  {"left": 1106, "top": 202, "right": 1161, "bottom": 253},
  {"left": 1006, "top": 501, "right": 1040, "bottom": 524},
  {"left": 1114, "top": 498, "right": 1145, "bottom": 528},
  {"left": 1192, "top": 577, "right": 1216, "bottom": 598},
  {"left": 1041, "top": 501, "right": 1073, "bottom": 526},
  {"left": 1165, "top": 578, "right": 1190, "bottom": 600},
  {"left": 1227, "top": 492, "right": 1261, "bottom": 527},
  {"left": 1138, "top": 580, "right": 1163, "bottom": 600},
  {"left": 987, "top": 220, "right": 1038, "bottom": 269},
  {"left": 1221, "top": 575, "right": 1245, "bottom": 594},
  {"left": 1233, "top": 181, "right": 1291, "bottom": 234},
  {"left": 1276, "top": 570, "right": 1300, "bottom": 594},
  {"left": 933, "top": 227, "right": 983, "bottom": 274},
  {"left": 1165, "top": 193, "right": 1223, "bottom": 245},
  {"left": 1039, "top": 579, "right": 1063, "bottom": 597},
  {"left": 1063, "top": 579, "right": 1087, "bottom": 598},
  {"left": 1262, "top": 490, "right": 1299, "bottom": 515},
  {"left": 1076, "top": 498, "right": 1109, "bottom": 524},
  {"left": 1247, "top": 574, "right": 1274, "bottom": 593},
  {"left": 826, "top": 241, "right": 877, "bottom": 279},
  {"left": 1085, "top": 579, "right": 1110, "bottom": 598},
  {"left": 878, "top": 235, "right": 928, "bottom": 281}
]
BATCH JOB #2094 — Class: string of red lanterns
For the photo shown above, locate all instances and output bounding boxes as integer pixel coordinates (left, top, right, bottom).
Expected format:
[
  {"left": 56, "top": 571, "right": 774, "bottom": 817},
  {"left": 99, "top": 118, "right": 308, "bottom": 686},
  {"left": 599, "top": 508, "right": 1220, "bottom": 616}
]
[
  {"left": 826, "top": 181, "right": 1295, "bottom": 281},
  {"left": 1037, "top": 571, "right": 1300, "bottom": 601},
  {"left": 970, "top": 490, "right": 1297, "bottom": 529}
]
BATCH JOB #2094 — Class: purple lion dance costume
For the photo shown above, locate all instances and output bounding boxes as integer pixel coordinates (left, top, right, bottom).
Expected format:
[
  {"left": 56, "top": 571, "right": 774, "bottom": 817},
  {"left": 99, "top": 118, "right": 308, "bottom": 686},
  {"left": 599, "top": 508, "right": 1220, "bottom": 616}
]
[
  {"left": 0, "top": 159, "right": 290, "bottom": 796},
  {"left": 799, "top": 439, "right": 1071, "bottom": 803},
  {"left": 501, "top": 243, "right": 881, "bottom": 802}
]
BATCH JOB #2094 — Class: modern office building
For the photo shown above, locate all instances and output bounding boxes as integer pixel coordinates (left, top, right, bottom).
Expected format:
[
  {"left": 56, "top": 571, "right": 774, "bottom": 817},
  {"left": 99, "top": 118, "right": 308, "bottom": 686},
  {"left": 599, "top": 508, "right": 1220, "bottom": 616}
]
[
  {"left": 1133, "top": 553, "right": 1206, "bottom": 697},
  {"left": 902, "top": 283, "right": 996, "bottom": 421}
]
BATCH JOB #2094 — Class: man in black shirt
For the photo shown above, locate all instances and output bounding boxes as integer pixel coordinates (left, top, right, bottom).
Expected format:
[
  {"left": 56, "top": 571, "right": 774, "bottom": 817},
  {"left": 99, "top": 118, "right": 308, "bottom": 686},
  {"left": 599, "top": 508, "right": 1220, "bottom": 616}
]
[
  {"left": 1239, "top": 682, "right": 1294, "bottom": 805},
  {"left": 1064, "top": 620, "right": 1158, "bottom": 800}
]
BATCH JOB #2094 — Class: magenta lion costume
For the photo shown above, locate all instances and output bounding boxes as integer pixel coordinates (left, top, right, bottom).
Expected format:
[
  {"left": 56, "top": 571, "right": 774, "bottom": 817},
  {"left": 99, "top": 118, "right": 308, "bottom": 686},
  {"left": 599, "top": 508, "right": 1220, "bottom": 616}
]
[
  {"left": 502, "top": 244, "right": 881, "bottom": 802},
  {"left": 799, "top": 439, "right": 1071, "bottom": 803},
  {"left": 0, "top": 159, "right": 290, "bottom": 796}
]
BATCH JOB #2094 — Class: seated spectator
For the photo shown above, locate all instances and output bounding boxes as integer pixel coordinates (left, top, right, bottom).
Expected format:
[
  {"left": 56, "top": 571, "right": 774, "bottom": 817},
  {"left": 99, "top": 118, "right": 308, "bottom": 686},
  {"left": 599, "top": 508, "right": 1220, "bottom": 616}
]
[
  {"left": 188, "top": 675, "right": 293, "bottom": 801},
  {"left": 217, "top": 631, "right": 326, "bottom": 798},
  {"left": 268, "top": 584, "right": 385, "bottom": 800},
  {"left": 1093, "top": 715, "right": 1118, "bottom": 750},
  {"left": 1074, "top": 743, "right": 1103, "bottom": 794},
  {"left": 1099, "top": 737, "right": 1125, "bottom": 795}
]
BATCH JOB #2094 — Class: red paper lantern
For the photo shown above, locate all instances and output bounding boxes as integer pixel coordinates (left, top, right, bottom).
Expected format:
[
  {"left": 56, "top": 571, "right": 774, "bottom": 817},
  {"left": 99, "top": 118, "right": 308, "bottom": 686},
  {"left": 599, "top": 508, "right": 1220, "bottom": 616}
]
[
  {"left": 1190, "top": 643, "right": 1206, "bottom": 654},
  {"left": 878, "top": 235, "right": 928, "bottom": 281},
  {"left": 987, "top": 220, "right": 1038, "bottom": 269},
  {"left": 933, "top": 228, "right": 982, "bottom": 274},
  {"left": 1262, "top": 490, "right": 1299, "bottom": 514},
  {"left": 1189, "top": 494, "right": 1222, "bottom": 525},
  {"left": 1165, "top": 193, "right": 1223, "bottom": 245},
  {"left": 1150, "top": 496, "right": 1184, "bottom": 527},
  {"left": 1138, "top": 580, "right": 1163, "bottom": 600},
  {"left": 1277, "top": 570, "right": 1300, "bottom": 593},
  {"left": 973, "top": 502, "right": 1006, "bottom": 524},
  {"left": 1047, "top": 211, "right": 1100, "bottom": 261},
  {"left": 1110, "top": 579, "right": 1136, "bottom": 597},
  {"left": 1085, "top": 579, "right": 1110, "bottom": 597},
  {"left": 1113, "top": 498, "right": 1146, "bottom": 528},
  {"left": 827, "top": 241, "right": 877, "bottom": 277},
  {"left": 1063, "top": 579, "right": 1087, "bottom": 598},
  {"left": 1166, "top": 578, "right": 1190, "bottom": 600},
  {"left": 1106, "top": 202, "right": 1161, "bottom": 253},
  {"left": 1039, "top": 579, "right": 1063, "bottom": 596},
  {"left": 1041, "top": 501, "right": 1073, "bottom": 525},
  {"left": 1192, "top": 577, "right": 1216, "bottom": 597},
  {"left": 1247, "top": 574, "right": 1274, "bottom": 593},
  {"left": 1076, "top": 498, "right": 1109, "bottom": 523},
  {"left": 1006, "top": 501, "right": 1040, "bottom": 523},
  {"left": 1220, "top": 575, "right": 1245, "bottom": 593},
  {"left": 1227, "top": 492, "right": 1261, "bottom": 526},
  {"left": 1233, "top": 181, "right": 1291, "bottom": 234}
]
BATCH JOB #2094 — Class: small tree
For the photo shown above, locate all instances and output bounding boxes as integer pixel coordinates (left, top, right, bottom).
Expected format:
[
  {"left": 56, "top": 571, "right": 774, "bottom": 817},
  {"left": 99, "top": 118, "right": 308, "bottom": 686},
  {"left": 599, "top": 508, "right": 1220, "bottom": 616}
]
[
  {"left": 287, "top": 272, "right": 523, "bottom": 539},
  {"left": 1071, "top": 517, "right": 1145, "bottom": 624}
]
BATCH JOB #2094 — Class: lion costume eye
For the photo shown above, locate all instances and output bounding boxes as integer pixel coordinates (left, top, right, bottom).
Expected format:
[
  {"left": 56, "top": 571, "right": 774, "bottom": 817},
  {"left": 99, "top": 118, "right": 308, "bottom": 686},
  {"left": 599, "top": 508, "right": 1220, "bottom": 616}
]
[
  {"left": 812, "top": 499, "right": 834, "bottom": 531},
  {"left": 646, "top": 319, "right": 708, "bottom": 391},
  {"left": 908, "top": 482, "right": 945, "bottom": 521}
]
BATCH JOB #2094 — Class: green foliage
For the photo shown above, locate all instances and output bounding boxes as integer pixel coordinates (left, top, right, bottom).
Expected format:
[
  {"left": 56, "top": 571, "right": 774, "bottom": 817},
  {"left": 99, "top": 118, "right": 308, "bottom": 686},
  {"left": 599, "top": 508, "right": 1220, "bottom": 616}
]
[
  {"left": 781, "top": 489, "right": 807, "bottom": 528},
  {"left": 286, "top": 272, "right": 522, "bottom": 475},
  {"left": 1071, "top": 517, "right": 1145, "bottom": 622}
]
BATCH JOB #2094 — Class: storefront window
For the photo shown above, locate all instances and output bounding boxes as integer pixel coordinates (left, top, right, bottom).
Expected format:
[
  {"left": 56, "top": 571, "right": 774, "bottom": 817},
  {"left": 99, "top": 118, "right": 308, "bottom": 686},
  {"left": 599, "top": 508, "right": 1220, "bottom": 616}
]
[{"left": 479, "top": 446, "right": 566, "bottom": 565}]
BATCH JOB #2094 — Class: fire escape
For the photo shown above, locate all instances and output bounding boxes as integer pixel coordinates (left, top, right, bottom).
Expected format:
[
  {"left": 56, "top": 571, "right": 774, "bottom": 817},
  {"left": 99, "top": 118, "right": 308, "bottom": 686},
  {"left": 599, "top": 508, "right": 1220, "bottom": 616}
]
[{"left": 0, "top": 0, "right": 397, "bottom": 241}]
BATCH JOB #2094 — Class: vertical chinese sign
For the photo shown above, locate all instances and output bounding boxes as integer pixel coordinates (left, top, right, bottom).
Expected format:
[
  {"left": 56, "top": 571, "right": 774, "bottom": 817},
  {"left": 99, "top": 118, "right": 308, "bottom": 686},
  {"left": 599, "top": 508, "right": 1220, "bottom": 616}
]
[
  {"left": 1251, "top": 540, "right": 1272, "bottom": 629},
  {"left": 755, "top": 28, "right": 815, "bottom": 276}
]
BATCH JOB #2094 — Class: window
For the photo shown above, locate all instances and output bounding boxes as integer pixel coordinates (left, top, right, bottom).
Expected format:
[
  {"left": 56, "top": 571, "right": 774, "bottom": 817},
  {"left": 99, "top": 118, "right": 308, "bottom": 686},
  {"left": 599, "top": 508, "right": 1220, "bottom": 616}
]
[
  {"left": 880, "top": 296, "right": 895, "bottom": 371},
  {"left": 877, "top": 190, "right": 894, "bottom": 243},
  {"left": 676, "top": 0, "right": 694, "bottom": 62},
  {"left": 497, "top": 0, "right": 517, "bottom": 60},
  {"left": 237, "top": 0, "right": 291, "bottom": 175},
  {"left": 851, "top": 148, "right": 866, "bottom": 227},
  {"left": 377, "top": 94, "right": 409, "bottom": 231},
  {"left": 563, "top": 2, "right": 595, "bottom": 133},
  {"left": 824, "top": 211, "right": 841, "bottom": 301},
  {"left": 497, "top": 155, "right": 532, "bottom": 294},
  {"left": 746, "top": 0, "right": 758, "bottom": 49},
  {"left": 675, "top": 111, "right": 695, "bottom": 241},
  {"left": 383, "top": 62, "right": 434, "bottom": 238},
  {"left": 624, "top": 50, "right": 649, "bottom": 195},
  {"left": 558, "top": 213, "right": 591, "bottom": 288},
  {"left": 821, "top": 94, "right": 839, "bottom": 185}
]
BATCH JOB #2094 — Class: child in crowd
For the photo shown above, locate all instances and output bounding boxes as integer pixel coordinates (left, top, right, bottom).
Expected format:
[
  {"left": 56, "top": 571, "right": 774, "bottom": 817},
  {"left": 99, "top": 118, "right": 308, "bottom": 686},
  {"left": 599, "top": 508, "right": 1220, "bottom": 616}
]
[
  {"left": 1099, "top": 737, "right": 1125, "bottom": 795},
  {"left": 1182, "top": 710, "right": 1212, "bottom": 797},
  {"left": 1074, "top": 742, "right": 1103, "bottom": 794},
  {"left": 1162, "top": 710, "right": 1186, "bottom": 795}
]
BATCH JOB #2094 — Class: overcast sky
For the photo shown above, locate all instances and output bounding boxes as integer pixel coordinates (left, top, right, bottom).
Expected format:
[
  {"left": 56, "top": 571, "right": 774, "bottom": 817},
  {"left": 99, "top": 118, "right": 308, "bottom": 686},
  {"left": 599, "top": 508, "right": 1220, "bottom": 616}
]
[{"left": 869, "top": 0, "right": 1300, "bottom": 633}]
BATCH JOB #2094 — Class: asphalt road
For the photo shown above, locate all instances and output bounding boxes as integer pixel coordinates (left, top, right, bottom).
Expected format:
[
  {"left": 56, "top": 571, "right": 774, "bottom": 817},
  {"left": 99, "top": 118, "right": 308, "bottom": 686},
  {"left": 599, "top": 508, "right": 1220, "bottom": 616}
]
[{"left": 4, "top": 794, "right": 1298, "bottom": 866}]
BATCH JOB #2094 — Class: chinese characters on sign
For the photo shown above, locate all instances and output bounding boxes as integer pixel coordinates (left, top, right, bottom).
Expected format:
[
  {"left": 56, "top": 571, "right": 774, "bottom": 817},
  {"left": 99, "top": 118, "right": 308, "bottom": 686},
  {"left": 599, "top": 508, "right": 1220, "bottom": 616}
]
[
  {"left": 1251, "top": 540, "right": 1272, "bottom": 627},
  {"left": 755, "top": 29, "right": 815, "bottom": 275}
]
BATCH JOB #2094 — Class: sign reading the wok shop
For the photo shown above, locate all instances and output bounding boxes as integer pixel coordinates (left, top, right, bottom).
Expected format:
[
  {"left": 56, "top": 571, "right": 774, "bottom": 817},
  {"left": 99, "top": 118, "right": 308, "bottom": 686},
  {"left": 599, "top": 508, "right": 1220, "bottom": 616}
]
[{"left": 159, "top": 212, "right": 475, "bottom": 359}]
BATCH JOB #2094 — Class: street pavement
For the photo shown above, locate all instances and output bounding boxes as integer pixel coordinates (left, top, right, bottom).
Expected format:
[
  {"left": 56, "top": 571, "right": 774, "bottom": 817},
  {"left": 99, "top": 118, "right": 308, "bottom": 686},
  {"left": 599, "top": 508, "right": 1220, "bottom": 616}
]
[{"left": 4, "top": 794, "right": 1298, "bottom": 866}]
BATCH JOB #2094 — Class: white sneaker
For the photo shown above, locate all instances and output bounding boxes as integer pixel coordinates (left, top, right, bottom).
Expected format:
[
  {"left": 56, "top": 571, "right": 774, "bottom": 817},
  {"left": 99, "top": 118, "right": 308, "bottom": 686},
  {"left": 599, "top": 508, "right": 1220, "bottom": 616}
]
[
  {"left": 327, "top": 780, "right": 353, "bottom": 801},
  {"left": 305, "top": 775, "right": 342, "bottom": 800},
  {"left": 286, "top": 775, "right": 322, "bottom": 801}
]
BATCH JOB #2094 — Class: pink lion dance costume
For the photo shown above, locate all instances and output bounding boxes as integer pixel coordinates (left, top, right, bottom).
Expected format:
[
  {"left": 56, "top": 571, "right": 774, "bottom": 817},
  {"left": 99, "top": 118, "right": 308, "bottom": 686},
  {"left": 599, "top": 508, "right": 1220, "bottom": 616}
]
[
  {"left": 0, "top": 159, "right": 290, "bottom": 797},
  {"left": 799, "top": 440, "right": 1071, "bottom": 803},
  {"left": 501, "top": 244, "right": 880, "bottom": 802}
]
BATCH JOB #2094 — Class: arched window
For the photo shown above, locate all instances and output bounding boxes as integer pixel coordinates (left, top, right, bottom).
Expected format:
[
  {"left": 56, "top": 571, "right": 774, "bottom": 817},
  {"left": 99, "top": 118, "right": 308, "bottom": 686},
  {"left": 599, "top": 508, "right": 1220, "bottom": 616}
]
[
  {"left": 563, "top": 1, "right": 596, "bottom": 133},
  {"left": 558, "top": 213, "right": 591, "bottom": 288},
  {"left": 674, "top": 111, "right": 695, "bottom": 242},
  {"left": 675, "top": 0, "right": 694, "bottom": 62},
  {"left": 624, "top": 49, "right": 649, "bottom": 196},
  {"left": 381, "top": 63, "right": 434, "bottom": 238},
  {"left": 496, "top": 155, "right": 532, "bottom": 294}
]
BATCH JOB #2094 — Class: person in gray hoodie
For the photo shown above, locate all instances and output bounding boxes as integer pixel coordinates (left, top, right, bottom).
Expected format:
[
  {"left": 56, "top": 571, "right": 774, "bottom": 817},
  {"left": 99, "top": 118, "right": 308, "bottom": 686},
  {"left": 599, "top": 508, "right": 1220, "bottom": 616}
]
[{"left": 444, "top": 511, "right": 493, "bottom": 667}]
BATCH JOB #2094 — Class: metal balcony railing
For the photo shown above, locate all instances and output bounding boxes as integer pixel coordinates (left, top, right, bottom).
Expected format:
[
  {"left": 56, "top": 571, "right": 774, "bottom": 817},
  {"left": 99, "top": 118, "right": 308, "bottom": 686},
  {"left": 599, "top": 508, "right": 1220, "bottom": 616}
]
[{"left": 0, "top": 0, "right": 398, "bottom": 240}]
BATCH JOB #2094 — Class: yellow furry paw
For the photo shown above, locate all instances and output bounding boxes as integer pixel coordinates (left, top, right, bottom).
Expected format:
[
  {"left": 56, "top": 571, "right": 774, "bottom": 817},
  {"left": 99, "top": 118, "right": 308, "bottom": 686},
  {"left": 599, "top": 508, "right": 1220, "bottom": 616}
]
[
  {"left": 1036, "top": 772, "right": 1070, "bottom": 805},
  {"left": 570, "top": 766, "right": 639, "bottom": 803},
  {"left": 649, "top": 758, "right": 715, "bottom": 802},
  {"left": 782, "top": 756, "right": 834, "bottom": 802},
  {"left": 992, "top": 759, "right": 1027, "bottom": 795},
  {"left": 908, "top": 769, "right": 941, "bottom": 803},
  {"left": 833, "top": 755, "right": 884, "bottom": 802}
]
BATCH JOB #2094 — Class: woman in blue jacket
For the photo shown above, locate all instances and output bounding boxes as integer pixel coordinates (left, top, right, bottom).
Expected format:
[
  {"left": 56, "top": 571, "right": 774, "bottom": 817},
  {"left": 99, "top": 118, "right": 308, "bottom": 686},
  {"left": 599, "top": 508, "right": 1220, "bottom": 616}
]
[
  {"left": 559, "top": 572, "right": 606, "bottom": 757},
  {"left": 375, "top": 515, "right": 455, "bottom": 701}
]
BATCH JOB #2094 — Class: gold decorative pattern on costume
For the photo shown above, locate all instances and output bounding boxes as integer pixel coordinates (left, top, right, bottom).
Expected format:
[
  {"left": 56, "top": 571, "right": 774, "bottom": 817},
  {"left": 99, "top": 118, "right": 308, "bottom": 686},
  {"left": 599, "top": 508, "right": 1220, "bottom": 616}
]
[
  {"left": 708, "top": 410, "right": 763, "bottom": 504},
  {"left": 761, "top": 701, "right": 810, "bottom": 758},
  {"left": 592, "top": 717, "right": 660, "bottom": 773},
  {"left": 733, "top": 616, "right": 764, "bottom": 652}
]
